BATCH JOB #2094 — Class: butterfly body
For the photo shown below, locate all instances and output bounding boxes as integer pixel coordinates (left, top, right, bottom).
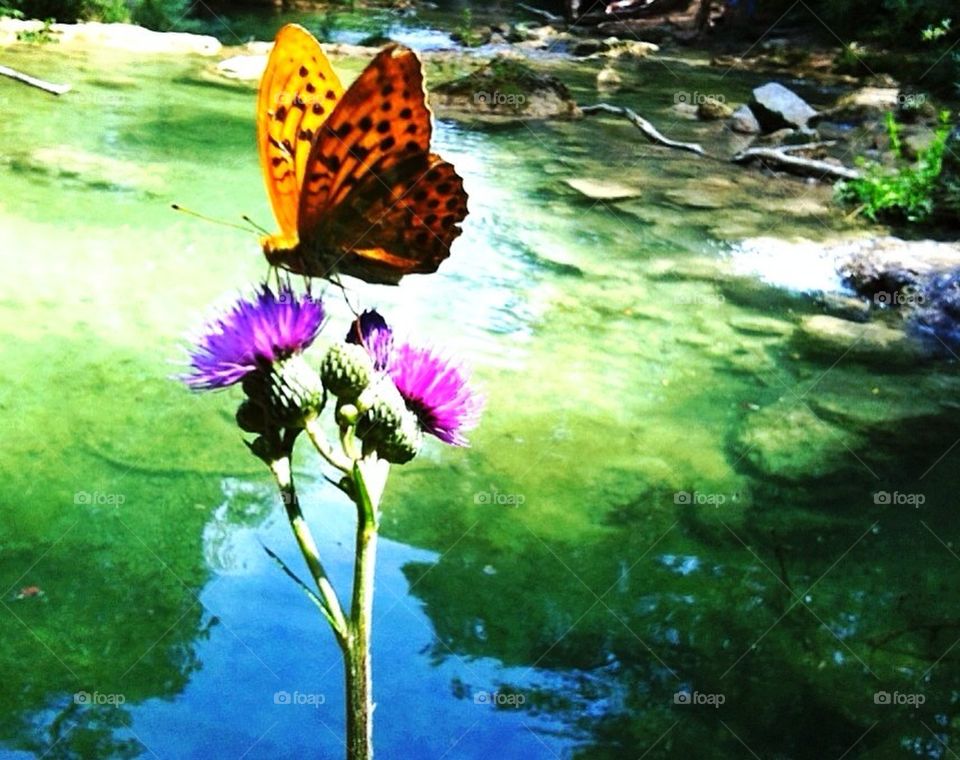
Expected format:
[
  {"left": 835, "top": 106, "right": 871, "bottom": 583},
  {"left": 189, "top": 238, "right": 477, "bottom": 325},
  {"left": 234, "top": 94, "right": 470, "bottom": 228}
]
[{"left": 258, "top": 25, "right": 468, "bottom": 286}]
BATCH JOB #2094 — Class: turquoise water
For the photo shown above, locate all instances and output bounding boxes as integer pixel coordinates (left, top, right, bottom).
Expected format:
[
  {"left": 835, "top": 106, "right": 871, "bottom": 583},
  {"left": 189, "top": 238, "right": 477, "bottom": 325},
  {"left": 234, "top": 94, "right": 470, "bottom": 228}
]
[{"left": 1, "top": 9, "right": 960, "bottom": 759}]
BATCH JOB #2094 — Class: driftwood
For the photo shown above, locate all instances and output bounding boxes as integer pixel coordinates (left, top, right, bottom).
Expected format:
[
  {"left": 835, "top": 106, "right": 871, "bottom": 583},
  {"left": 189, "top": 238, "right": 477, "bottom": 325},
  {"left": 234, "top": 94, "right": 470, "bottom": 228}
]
[
  {"left": 0, "top": 65, "right": 71, "bottom": 96},
  {"left": 517, "top": 2, "right": 566, "bottom": 25},
  {"left": 731, "top": 144, "right": 861, "bottom": 181},
  {"left": 581, "top": 102, "right": 706, "bottom": 155}
]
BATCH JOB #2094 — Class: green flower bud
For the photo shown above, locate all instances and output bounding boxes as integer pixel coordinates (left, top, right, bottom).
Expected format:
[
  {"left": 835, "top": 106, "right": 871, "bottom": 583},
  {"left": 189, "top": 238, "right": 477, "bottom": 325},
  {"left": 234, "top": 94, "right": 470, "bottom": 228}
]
[
  {"left": 356, "top": 382, "right": 423, "bottom": 464},
  {"left": 336, "top": 403, "right": 359, "bottom": 427},
  {"left": 236, "top": 399, "right": 268, "bottom": 434},
  {"left": 320, "top": 343, "right": 374, "bottom": 402},
  {"left": 241, "top": 355, "right": 324, "bottom": 431}
]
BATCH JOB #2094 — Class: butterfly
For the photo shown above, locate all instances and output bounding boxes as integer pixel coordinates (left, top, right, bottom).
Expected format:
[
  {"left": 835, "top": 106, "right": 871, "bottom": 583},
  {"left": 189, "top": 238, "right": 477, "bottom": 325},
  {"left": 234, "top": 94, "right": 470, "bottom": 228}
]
[{"left": 257, "top": 24, "right": 469, "bottom": 286}]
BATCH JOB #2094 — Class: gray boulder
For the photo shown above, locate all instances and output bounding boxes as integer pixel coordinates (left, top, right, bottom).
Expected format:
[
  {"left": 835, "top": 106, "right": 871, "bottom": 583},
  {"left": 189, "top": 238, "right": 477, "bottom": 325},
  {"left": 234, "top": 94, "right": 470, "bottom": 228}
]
[
  {"left": 728, "top": 104, "right": 760, "bottom": 134},
  {"left": 749, "top": 82, "right": 817, "bottom": 132}
]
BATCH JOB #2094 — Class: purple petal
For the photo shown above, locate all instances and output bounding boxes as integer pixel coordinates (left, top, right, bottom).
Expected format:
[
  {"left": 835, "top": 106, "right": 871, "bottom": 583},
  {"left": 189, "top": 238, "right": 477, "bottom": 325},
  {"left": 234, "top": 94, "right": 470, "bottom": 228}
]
[
  {"left": 346, "top": 310, "right": 394, "bottom": 371},
  {"left": 182, "top": 285, "right": 325, "bottom": 390},
  {"left": 387, "top": 342, "right": 483, "bottom": 446}
]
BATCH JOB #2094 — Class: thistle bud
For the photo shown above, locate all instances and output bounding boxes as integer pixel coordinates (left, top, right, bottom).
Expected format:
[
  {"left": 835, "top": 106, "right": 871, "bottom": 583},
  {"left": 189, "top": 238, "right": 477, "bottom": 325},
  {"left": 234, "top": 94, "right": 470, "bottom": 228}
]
[
  {"left": 321, "top": 343, "right": 375, "bottom": 402},
  {"left": 356, "top": 382, "right": 423, "bottom": 464},
  {"left": 242, "top": 355, "right": 324, "bottom": 431}
]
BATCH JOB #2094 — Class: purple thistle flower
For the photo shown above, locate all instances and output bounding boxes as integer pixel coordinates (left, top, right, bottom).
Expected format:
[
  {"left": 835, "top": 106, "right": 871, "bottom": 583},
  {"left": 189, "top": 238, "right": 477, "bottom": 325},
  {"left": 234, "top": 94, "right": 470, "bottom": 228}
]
[
  {"left": 347, "top": 310, "right": 483, "bottom": 446},
  {"left": 183, "top": 286, "right": 325, "bottom": 390},
  {"left": 388, "top": 343, "right": 483, "bottom": 446},
  {"left": 346, "top": 310, "right": 394, "bottom": 371}
]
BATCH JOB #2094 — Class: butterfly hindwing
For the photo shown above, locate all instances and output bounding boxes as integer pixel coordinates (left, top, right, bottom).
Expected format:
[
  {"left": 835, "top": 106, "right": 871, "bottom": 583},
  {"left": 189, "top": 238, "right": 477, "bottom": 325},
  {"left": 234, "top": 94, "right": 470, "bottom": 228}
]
[
  {"left": 319, "top": 153, "right": 468, "bottom": 284},
  {"left": 257, "top": 24, "right": 344, "bottom": 239}
]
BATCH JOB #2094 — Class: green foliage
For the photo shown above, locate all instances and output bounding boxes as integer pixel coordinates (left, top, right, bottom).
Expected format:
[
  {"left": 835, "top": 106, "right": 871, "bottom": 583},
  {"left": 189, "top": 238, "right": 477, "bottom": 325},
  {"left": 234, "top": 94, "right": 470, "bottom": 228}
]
[
  {"left": 884, "top": 111, "right": 902, "bottom": 157},
  {"left": 129, "top": 0, "right": 192, "bottom": 30},
  {"left": 836, "top": 111, "right": 954, "bottom": 224},
  {"left": 922, "top": 17, "right": 952, "bottom": 41},
  {"left": 2, "top": 0, "right": 124, "bottom": 23},
  {"left": 86, "top": 0, "right": 126, "bottom": 22},
  {"left": 15, "top": 16, "right": 56, "bottom": 42},
  {"left": 454, "top": 7, "right": 487, "bottom": 48},
  {"left": 1, "top": 0, "right": 197, "bottom": 28}
]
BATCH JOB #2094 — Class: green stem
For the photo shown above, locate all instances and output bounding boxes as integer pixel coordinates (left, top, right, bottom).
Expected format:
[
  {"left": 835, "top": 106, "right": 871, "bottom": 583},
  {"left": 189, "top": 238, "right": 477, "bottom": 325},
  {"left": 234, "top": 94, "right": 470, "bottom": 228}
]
[
  {"left": 269, "top": 457, "right": 349, "bottom": 644},
  {"left": 344, "top": 460, "right": 381, "bottom": 760},
  {"left": 305, "top": 417, "right": 352, "bottom": 474}
]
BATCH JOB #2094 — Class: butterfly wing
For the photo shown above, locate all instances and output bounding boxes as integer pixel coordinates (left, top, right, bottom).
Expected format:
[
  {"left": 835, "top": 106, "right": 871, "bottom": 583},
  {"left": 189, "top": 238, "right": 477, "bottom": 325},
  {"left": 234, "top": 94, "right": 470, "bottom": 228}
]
[
  {"left": 257, "top": 24, "right": 344, "bottom": 240},
  {"left": 319, "top": 153, "right": 468, "bottom": 284},
  {"left": 296, "top": 45, "right": 468, "bottom": 283}
]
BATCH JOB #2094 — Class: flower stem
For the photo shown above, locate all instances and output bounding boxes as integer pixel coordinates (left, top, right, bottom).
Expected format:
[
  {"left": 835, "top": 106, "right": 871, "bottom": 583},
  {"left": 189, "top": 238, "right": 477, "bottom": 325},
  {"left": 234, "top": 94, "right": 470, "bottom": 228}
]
[
  {"left": 344, "top": 460, "right": 381, "bottom": 760},
  {"left": 305, "top": 417, "right": 352, "bottom": 474},
  {"left": 269, "top": 457, "right": 349, "bottom": 643}
]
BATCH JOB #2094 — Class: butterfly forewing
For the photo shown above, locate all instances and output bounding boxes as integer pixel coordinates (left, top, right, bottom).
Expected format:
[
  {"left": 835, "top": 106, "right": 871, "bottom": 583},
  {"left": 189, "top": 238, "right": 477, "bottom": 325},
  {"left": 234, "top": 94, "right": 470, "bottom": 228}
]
[
  {"left": 257, "top": 24, "right": 344, "bottom": 238},
  {"left": 297, "top": 45, "right": 434, "bottom": 236}
]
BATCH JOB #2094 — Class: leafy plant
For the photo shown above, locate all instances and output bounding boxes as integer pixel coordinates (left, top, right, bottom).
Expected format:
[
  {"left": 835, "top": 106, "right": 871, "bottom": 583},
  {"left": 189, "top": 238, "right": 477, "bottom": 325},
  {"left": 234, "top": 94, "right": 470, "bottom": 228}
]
[
  {"left": 836, "top": 111, "right": 954, "bottom": 224},
  {"left": 922, "top": 17, "right": 952, "bottom": 41},
  {"left": 16, "top": 17, "right": 57, "bottom": 43}
]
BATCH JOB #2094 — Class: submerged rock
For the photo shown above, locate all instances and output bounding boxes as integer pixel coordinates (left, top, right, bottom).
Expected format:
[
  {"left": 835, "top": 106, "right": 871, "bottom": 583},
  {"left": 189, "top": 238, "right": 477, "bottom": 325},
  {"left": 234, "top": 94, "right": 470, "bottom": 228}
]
[
  {"left": 749, "top": 82, "right": 817, "bottom": 132},
  {"left": 728, "top": 104, "right": 761, "bottom": 134},
  {"left": 664, "top": 186, "right": 726, "bottom": 210},
  {"left": 6, "top": 146, "right": 166, "bottom": 193},
  {"left": 564, "top": 178, "right": 641, "bottom": 200},
  {"left": 795, "top": 315, "right": 932, "bottom": 365},
  {"left": 431, "top": 55, "right": 581, "bottom": 122},
  {"left": 735, "top": 402, "right": 866, "bottom": 482},
  {"left": 697, "top": 98, "right": 733, "bottom": 121},
  {"left": 728, "top": 314, "right": 795, "bottom": 337},
  {"left": 816, "top": 86, "right": 898, "bottom": 124},
  {"left": 596, "top": 66, "right": 622, "bottom": 93}
]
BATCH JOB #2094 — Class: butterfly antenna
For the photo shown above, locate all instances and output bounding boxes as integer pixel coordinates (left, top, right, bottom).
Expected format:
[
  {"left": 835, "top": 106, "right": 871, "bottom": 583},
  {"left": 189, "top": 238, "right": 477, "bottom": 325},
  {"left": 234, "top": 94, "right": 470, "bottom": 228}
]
[
  {"left": 171, "top": 204, "right": 258, "bottom": 235},
  {"left": 242, "top": 215, "right": 271, "bottom": 235}
]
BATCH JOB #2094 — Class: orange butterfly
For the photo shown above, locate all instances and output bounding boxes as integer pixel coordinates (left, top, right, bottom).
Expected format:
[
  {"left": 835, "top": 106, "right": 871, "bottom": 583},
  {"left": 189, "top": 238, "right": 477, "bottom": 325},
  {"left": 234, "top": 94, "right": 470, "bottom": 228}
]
[{"left": 257, "top": 24, "right": 469, "bottom": 286}]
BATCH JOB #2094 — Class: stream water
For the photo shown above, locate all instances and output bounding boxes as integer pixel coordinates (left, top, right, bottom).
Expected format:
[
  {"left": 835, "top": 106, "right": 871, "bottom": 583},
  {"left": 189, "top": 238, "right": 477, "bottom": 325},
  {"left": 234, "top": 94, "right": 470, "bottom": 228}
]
[{"left": 1, "top": 6, "right": 959, "bottom": 759}]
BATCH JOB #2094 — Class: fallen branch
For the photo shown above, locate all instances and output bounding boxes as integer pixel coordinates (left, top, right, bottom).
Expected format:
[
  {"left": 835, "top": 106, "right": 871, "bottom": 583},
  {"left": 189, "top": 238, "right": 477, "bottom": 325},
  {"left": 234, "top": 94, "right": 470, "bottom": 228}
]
[
  {"left": 581, "top": 102, "right": 705, "bottom": 155},
  {"left": 0, "top": 65, "right": 71, "bottom": 96},
  {"left": 731, "top": 145, "right": 860, "bottom": 181},
  {"left": 777, "top": 140, "right": 839, "bottom": 153},
  {"left": 517, "top": 3, "right": 566, "bottom": 25}
]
